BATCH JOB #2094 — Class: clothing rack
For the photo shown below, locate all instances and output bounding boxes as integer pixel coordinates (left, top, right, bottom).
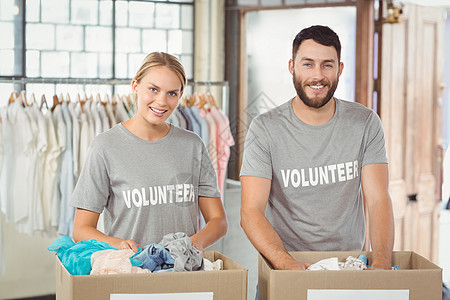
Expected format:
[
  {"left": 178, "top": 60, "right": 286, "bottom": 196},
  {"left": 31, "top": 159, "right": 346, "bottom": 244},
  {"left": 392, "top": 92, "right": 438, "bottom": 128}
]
[{"left": 0, "top": 77, "right": 230, "bottom": 116}]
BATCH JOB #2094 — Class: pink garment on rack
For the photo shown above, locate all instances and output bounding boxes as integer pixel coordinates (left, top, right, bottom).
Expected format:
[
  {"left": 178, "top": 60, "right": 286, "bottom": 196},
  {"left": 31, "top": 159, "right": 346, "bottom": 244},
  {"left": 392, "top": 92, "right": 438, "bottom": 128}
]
[
  {"left": 90, "top": 249, "right": 150, "bottom": 275},
  {"left": 209, "top": 107, "right": 234, "bottom": 196}
]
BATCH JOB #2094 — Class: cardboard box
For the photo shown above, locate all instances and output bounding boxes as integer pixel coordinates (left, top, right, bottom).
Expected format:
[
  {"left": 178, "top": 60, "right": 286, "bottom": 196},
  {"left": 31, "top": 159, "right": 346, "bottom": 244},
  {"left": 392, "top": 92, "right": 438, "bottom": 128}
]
[
  {"left": 56, "top": 250, "right": 247, "bottom": 300},
  {"left": 258, "top": 251, "right": 442, "bottom": 300}
]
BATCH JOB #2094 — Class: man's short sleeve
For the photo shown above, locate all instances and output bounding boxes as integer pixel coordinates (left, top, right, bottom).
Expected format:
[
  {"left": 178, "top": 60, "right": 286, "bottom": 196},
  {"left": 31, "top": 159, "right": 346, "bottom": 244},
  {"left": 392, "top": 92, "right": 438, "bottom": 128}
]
[
  {"left": 362, "top": 111, "right": 388, "bottom": 167},
  {"left": 240, "top": 117, "right": 273, "bottom": 179}
]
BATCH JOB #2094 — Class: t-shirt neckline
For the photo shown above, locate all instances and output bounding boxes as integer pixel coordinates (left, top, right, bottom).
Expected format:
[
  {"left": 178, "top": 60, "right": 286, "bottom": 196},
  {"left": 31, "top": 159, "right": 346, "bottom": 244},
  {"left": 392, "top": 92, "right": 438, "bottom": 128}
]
[
  {"left": 118, "top": 122, "right": 174, "bottom": 144},
  {"left": 289, "top": 97, "right": 339, "bottom": 129}
]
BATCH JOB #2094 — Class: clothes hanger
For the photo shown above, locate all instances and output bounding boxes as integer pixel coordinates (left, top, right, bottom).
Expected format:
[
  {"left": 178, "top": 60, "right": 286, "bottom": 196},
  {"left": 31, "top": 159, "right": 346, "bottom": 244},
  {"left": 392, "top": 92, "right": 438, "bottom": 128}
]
[
  {"left": 77, "top": 93, "right": 85, "bottom": 114},
  {"left": 40, "top": 94, "right": 49, "bottom": 111},
  {"left": 8, "top": 91, "right": 18, "bottom": 105},
  {"left": 51, "top": 95, "right": 61, "bottom": 112},
  {"left": 19, "top": 91, "right": 28, "bottom": 107}
]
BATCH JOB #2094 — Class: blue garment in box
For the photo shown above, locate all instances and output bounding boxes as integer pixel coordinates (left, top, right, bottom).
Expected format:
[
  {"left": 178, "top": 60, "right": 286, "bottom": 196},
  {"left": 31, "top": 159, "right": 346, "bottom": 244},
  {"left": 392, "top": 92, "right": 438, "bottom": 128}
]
[
  {"left": 48, "top": 235, "right": 143, "bottom": 275},
  {"left": 133, "top": 243, "right": 174, "bottom": 272}
]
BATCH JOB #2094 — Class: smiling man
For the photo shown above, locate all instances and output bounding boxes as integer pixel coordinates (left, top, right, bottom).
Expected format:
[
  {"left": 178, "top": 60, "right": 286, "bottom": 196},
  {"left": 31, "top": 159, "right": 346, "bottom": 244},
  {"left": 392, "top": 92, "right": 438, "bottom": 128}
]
[{"left": 240, "top": 25, "right": 394, "bottom": 271}]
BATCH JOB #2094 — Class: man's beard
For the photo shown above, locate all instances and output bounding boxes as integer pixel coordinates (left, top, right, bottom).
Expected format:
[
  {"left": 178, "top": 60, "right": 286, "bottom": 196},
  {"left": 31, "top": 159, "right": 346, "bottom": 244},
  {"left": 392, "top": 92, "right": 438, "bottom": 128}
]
[{"left": 293, "top": 71, "right": 338, "bottom": 109}]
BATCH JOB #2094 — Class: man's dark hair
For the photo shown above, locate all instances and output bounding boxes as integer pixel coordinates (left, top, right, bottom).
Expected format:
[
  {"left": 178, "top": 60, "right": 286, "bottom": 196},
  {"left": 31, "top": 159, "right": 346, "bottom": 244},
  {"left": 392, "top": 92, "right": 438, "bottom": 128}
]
[{"left": 292, "top": 25, "right": 341, "bottom": 61}]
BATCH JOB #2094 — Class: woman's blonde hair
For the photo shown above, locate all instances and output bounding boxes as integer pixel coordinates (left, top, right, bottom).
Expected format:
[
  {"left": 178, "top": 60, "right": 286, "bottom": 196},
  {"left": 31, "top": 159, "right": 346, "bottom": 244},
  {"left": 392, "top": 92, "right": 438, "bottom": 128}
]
[{"left": 133, "top": 52, "right": 186, "bottom": 94}]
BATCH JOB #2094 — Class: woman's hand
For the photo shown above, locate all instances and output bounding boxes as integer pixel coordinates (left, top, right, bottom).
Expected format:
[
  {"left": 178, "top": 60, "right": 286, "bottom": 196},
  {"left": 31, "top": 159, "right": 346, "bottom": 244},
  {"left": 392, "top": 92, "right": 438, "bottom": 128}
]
[
  {"left": 113, "top": 239, "right": 140, "bottom": 252},
  {"left": 190, "top": 235, "right": 204, "bottom": 252}
]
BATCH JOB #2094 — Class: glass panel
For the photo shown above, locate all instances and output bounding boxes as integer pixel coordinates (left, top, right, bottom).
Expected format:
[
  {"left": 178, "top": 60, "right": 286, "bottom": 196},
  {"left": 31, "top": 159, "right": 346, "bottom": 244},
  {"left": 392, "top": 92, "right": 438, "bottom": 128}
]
[
  {"left": 72, "top": 0, "right": 99, "bottom": 25},
  {"left": 238, "top": 0, "right": 258, "bottom": 5},
  {"left": 0, "top": 22, "right": 14, "bottom": 48},
  {"left": 180, "top": 5, "right": 193, "bottom": 30},
  {"left": 285, "top": 0, "right": 307, "bottom": 4},
  {"left": 181, "top": 30, "right": 193, "bottom": 54},
  {"left": 129, "top": 1, "right": 154, "bottom": 28},
  {"left": 155, "top": 3, "right": 180, "bottom": 29},
  {"left": 180, "top": 54, "right": 193, "bottom": 79},
  {"left": 168, "top": 0, "right": 193, "bottom": 2},
  {"left": 0, "top": 50, "right": 14, "bottom": 75},
  {"left": 98, "top": 52, "right": 113, "bottom": 78},
  {"left": 0, "top": 83, "right": 14, "bottom": 107},
  {"left": 246, "top": 6, "right": 357, "bottom": 117},
  {"left": 128, "top": 53, "right": 146, "bottom": 79},
  {"left": 26, "top": 0, "right": 40, "bottom": 22},
  {"left": 41, "top": 51, "right": 70, "bottom": 77},
  {"left": 115, "top": 1, "right": 128, "bottom": 26},
  {"left": 115, "top": 53, "right": 128, "bottom": 78},
  {"left": 305, "top": 0, "right": 328, "bottom": 4},
  {"left": 41, "top": 0, "right": 69, "bottom": 24},
  {"left": 114, "top": 84, "right": 132, "bottom": 97},
  {"left": 115, "top": 28, "right": 141, "bottom": 53},
  {"left": 56, "top": 25, "right": 84, "bottom": 51},
  {"left": 26, "top": 50, "right": 40, "bottom": 77},
  {"left": 261, "top": 0, "right": 282, "bottom": 5},
  {"left": 84, "top": 84, "right": 112, "bottom": 100},
  {"left": 55, "top": 84, "right": 85, "bottom": 101},
  {"left": 0, "top": 0, "right": 16, "bottom": 21},
  {"left": 99, "top": 0, "right": 113, "bottom": 26},
  {"left": 27, "top": 24, "right": 55, "bottom": 50},
  {"left": 142, "top": 29, "right": 167, "bottom": 53},
  {"left": 71, "top": 52, "right": 98, "bottom": 78},
  {"left": 86, "top": 26, "right": 112, "bottom": 52},
  {"left": 26, "top": 83, "right": 56, "bottom": 105},
  {"left": 168, "top": 30, "right": 181, "bottom": 54}
]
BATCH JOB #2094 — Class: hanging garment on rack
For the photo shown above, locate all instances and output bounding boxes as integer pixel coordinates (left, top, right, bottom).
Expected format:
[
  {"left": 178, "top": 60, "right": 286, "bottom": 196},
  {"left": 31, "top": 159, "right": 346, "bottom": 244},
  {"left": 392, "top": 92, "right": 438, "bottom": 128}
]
[
  {"left": 76, "top": 103, "right": 89, "bottom": 178},
  {"left": 199, "top": 108, "right": 218, "bottom": 174},
  {"left": 68, "top": 102, "right": 81, "bottom": 181},
  {"left": 114, "top": 96, "right": 131, "bottom": 124},
  {"left": 90, "top": 99, "right": 103, "bottom": 137},
  {"left": 41, "top": 109, "right": 62, "bottom": 234},
  {"left": 58, "top": 102, "right": 75, "bottom": 237},
  {"left": 18, "top": 104, "right": 47, "bottom": 235},
  {"left": 105, "top": 101, "right": 117, "bottom": 128},
  {"left": 178, "top": 106, "right": 193, "bottom": 132},
  {"left": 51, "top": 104, "right": 66, "bottom": 228},
  {"left": 98, "top": 102, "right": 110, "bottom": 133},
  {"left": 209, "top": 106, "right": 235, "bottom": 195},
  {"left": 184, "top": 107, "right": 201, "bottom": 137},
  {"left": 190, "top": 106, "right": 209, "bottom": 148},
  {"left": 8, "top": 100, "right": 35, "bottom": 226}
]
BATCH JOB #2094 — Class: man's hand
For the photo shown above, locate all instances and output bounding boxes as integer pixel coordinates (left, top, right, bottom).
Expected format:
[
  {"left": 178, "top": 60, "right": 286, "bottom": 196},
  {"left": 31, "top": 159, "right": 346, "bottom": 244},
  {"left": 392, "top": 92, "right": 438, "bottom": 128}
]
[{"left": 282, "top": 260, "right": 312, "bottom": 270}]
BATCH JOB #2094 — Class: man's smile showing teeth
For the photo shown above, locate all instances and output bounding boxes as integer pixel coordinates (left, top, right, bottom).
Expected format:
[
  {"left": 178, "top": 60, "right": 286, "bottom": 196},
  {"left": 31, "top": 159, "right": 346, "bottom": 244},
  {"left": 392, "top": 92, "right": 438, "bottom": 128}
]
[
  {"left": 310, "top": 85, "right": 324, "bottom": 90},
  {"left": 150, "top": 107, "right": 167, "bottom": 114}
]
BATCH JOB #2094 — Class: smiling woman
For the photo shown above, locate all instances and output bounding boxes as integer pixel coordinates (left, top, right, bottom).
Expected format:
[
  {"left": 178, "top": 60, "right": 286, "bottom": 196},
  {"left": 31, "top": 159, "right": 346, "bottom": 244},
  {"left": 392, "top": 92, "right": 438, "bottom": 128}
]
[{"left": 70, "top": 51, "right": 228, "bottom": 254}]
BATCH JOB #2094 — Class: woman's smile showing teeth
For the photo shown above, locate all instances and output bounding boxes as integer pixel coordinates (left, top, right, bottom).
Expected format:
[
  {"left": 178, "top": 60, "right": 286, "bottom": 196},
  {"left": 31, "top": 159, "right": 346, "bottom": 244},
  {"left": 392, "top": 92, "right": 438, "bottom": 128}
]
[{"left": 150, "top": 106, "right": 167, "bottom": 116}]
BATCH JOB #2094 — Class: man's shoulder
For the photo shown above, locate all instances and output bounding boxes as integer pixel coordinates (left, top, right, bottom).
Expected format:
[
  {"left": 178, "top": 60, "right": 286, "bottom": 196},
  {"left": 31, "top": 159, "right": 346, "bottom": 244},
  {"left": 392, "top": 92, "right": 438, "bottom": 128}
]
[
  {"left": 337, "top": 98, "right": 374, "bottom": 116},
  {"left": 252, "top": 100, "right": 291, "bottom": 126}
]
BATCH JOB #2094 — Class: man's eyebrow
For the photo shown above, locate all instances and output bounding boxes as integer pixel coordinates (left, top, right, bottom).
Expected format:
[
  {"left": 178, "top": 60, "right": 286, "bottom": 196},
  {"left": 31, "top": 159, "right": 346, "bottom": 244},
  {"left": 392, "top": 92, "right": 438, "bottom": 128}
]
[{"left": 300, "top": 57, "right": 336, "bottom": 64}]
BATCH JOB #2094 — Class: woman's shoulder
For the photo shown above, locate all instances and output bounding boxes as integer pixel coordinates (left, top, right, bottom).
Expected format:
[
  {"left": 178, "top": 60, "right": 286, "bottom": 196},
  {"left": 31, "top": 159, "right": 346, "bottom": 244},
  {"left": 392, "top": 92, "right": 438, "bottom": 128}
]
[
  {"left": 90, "top": 124, "right": 124, "bottom": 148},
  {"left": 171, "top": 124, "right": 204, "bottom": 145}
]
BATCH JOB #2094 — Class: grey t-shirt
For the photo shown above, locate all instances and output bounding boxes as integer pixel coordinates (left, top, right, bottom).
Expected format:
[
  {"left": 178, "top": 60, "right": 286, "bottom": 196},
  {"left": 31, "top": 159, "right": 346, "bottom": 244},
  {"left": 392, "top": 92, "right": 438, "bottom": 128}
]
[
  {"left": 240, "top": 98, "right": 388, "bottom": 251},
  {"left": 70, "top": 123, "right": 221, "bottom": 246}
]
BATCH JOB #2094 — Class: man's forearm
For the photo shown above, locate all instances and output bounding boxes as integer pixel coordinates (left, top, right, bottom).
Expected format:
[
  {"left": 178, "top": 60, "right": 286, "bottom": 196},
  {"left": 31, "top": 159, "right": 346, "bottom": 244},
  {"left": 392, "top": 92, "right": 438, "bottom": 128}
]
[
  {"left": 241, "top": 208, "right": 300, "bottom": 270},
  {"left": 369, "top": 195, "right": 395, "bottom": 269}
]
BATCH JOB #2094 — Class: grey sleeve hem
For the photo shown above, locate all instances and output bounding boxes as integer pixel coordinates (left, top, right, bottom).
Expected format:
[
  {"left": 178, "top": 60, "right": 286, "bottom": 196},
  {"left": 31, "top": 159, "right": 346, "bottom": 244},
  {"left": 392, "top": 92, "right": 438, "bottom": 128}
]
[
  {"left": 239, "top": 173, "right": 273, "bottom": 180},
  {"left": 70, "top": 201, "right": 104, "bottom": 214},
  {"left": 361, "top": 161, "right": 389, "bottom": 168}
]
